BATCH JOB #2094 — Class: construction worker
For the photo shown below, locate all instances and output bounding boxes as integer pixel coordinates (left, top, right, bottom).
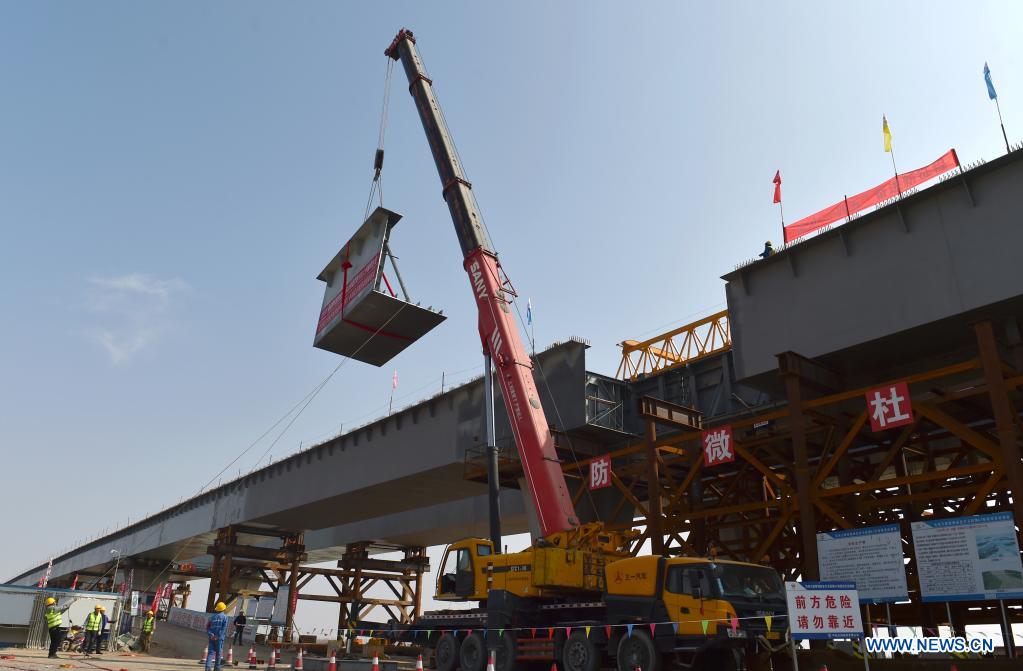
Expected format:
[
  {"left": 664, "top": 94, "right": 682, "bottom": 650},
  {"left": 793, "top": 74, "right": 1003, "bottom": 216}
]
[
  {"left": 138, "top": 610, "right": 156, "bottom": 653},
  {"left": 83, "top": 604, "right": 104, "bottom": 656},
  {"left": 205, "top": 602, "right": 229, "bottom": 671},
  {"left": 759, "top": 241, "right": 775, "bottom": 259},
  {"left": 232, "top": 610, "right": 246, "bottom": 645},
  {"left": 43, "top": 597, "right": 71, "bottom": 658}
]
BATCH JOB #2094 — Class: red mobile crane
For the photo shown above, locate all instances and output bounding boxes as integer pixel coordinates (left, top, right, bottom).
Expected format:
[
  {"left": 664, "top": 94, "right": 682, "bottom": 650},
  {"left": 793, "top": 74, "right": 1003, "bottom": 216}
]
[
  {"left": 382, "top": 29, "right": 788, "bottom": 671},
  {"left": 385, "top": 29, "right": 578, "bottom": 539}
]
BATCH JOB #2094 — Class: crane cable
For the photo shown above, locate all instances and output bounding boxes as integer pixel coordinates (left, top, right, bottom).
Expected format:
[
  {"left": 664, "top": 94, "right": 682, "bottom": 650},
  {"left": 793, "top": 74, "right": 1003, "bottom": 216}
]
[{"left": 364, "top": 58, "right": 394, "bottom": 221}]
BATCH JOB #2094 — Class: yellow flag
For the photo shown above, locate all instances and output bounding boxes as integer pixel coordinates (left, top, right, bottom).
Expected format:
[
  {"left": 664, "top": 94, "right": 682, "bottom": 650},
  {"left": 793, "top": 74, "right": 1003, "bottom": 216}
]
[
  {"left": 883, "top": 115, "right": 892, "bottom": 152},
  {"left": 764, "top": 615, "right": 773, "bottom": 632}
]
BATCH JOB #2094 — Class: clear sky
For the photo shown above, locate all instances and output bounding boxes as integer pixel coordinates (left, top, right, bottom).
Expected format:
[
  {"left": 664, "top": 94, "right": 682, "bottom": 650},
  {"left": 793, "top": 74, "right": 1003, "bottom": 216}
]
[{"left": 2, "top": 0, "right": 1022, "bottom": 634}]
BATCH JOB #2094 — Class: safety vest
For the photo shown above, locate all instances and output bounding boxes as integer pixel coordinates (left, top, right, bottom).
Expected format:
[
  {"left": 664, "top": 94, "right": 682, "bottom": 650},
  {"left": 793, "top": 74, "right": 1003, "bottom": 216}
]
[
  {"left": 142, "top": 617, "right": 155, "bottom": 633},
  {"left": 45, "top": 607, "right": 62, "bottom": 629},
  {"left": 85, "top": 612, "right": 103, "bottom": 632}
]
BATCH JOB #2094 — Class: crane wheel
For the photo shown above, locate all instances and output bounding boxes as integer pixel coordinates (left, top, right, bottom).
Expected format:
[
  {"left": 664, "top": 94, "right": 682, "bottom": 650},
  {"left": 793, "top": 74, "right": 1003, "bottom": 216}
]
[
  {"left": 615, "top": 630, "right": 661, "bottom": 671},
  {"left": 562, "top": 630, "right": 600, "bottom": 671},
  {"left": 435, "top": 633, "right": 461, "bottom": 671},
  {"left": 459, "top": 632, "right": 487, "bottom": 671},
  {"left": 493, "top": 631, "right": 517, "bottom": 671}
]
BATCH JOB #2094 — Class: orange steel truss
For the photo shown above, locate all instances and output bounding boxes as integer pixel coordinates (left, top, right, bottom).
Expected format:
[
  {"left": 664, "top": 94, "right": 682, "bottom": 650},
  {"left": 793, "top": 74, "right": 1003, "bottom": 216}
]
[
  {"left": 616, "top": 310, "right": 731, "bottom": 381},
  {"left": 572, "top": 320, "right": 1022, "bottom": 629}
]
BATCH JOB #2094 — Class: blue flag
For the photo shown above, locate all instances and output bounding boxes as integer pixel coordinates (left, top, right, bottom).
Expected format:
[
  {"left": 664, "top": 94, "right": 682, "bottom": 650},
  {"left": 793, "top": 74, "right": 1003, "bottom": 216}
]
[
  {"left": 526, "top": 298, "right": 533, "bottom": 326},
  {"left": 984, "top": 62, "right": 997, "bottom": 100}
]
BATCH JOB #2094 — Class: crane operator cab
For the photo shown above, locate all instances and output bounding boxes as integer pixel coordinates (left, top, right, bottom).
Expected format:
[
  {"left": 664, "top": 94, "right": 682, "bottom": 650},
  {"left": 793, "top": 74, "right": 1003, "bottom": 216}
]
[{"left": 438, "top": 540, "right": 494, "bottom": 600}]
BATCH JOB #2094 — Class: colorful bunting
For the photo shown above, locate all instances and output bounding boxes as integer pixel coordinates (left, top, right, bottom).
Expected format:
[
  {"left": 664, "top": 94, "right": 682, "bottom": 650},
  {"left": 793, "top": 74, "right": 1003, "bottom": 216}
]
[
  {"left": 626, "top": 624, "right": 634, "bottom": 638},
  {"left": 547, "top": 627, "right": 555, "bottom": 639},
  {"left": 729, "top": 616, "right": 738, "bottom": 634},
  {"left": 648, "top": 623, "right": 657, "bottom": 636},
  {"left": 764, "top": 616, "right": 772, "bottom": 632},
  {"left": 700, "top": 619, "right": 709, "bottom": 635},
  {"left": 671, "top": 622, "right": 679, "bottom": 635},
  {"left": 604, "top": 625, "right": 611, "bottom": 639},
  {"left": 531, "top": 628, "right": 537, "bottom": 639},
  {"left": 585, "top": 626, "right": 591, "bottom": 638},
  {"left": 565, "top": 627, "right": 572, "bottom": 638}
]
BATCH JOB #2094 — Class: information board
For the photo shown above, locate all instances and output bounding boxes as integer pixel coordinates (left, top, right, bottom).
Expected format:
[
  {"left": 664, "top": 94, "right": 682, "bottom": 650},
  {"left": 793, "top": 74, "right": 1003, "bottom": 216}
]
[
  {"left": 785, "top": 582, "right": 863, "bottom": 640},
  {"left": 817, "top": 524, "right": 908, "bottom": 603},
  {"left": 911, "top": 512, "right": 1023, "bottom": 602},
  {"left": 270, "top": 586, "right": 289, "bottom": 625}
]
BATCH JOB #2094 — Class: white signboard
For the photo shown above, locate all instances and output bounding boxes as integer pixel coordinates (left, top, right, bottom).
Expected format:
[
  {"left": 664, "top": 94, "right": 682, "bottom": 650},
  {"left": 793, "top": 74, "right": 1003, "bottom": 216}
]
[
  {"left": 254, "top": 596, "right": 275, "bottom": 620},
  {"left": 911, "top": 512, "right": 1023, "bottom": 602},
  {"left": 130, "top": 591, "right": 140, "bottom": 616},
  {"left": 270, "top": 586, "right": 290, "bottom": 626},
  {"left": 785, "top": 582, "right": 863, "bottom": 640},
  {"left": 817, "top": 524, "right": 908, "bottom": 603}
]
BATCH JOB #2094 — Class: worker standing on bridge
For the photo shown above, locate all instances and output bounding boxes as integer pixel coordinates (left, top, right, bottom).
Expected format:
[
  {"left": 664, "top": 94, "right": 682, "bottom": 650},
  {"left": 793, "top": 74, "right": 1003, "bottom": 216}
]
[
  {"left": 205, "top": 602, "right": 229, "bottom": 671},
  {"left": 43, "top": 596, "right": 71, "bottom": 659},
  {"left": 83, "top": 604, "right": 104, "bottom": 657},
  {"left": 138, "top": 610, "right": 156, "bottom": 653}
]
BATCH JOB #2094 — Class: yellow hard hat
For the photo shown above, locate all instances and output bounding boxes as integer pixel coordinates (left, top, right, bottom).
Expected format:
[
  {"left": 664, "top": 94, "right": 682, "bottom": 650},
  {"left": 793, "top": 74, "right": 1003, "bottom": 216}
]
[
  {"left": 147, "top": 611, "right": 154, "bottom": 616},
  {"left": 95, "top": 604, "right": 102, "bottom": 610},
  {"left": 99, "top": 606, "right": 106, "bottom": 611},
  {"left": 215, "top": 602, "right": 227, "bottom": 612},
  {"left": 46, "top": 597, "right": 56, "bottom": 606}
]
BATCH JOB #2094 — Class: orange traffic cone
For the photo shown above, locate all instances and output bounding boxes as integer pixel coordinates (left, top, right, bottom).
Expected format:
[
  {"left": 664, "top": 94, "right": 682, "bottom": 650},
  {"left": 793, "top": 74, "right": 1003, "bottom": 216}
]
[
  {"left": 199, "top": 647, "right": 208, "bottom": 666},
  {"left": 294, "top": 649, "right": 303, "bottom": 671},
  {"left": 248, "top": 648, "right": 256, "bottom": 670},
  {"left": 371, "top": 655, "right": 379, "bottom": 671},
  {"left": 227, "top": 647, "right": 235, "bottom": 666},
  {"left": 487, "top": 651, "right": 495, "bottom": 671},
  {"left": 950, "top": 666, "right": 958, "bottom": 671},
  {"left": 819, "top": 666, "right": 829, "bottom": 671},
  {"left": 267, "top": 649, "right": 277, "bottom": 671},
  {"left": 415, "top": 655, "right": 423, "bottom": 671},
  {"left": 328, "top": 651, "right": 337, "bottom": 671}
]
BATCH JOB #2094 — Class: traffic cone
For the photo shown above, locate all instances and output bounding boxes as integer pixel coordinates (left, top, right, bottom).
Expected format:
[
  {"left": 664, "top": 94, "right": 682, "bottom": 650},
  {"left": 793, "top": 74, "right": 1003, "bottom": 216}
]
[
  {"left": 371, "top": 655, "right": 379, "bottom": 671},
  {"left": 200, "top": 647, "right": 208, "bottom": 666},
  {"left": 950, "top": 666, "right": 958, "bottom": 671},
  {"left": 487, "top": 651, "right": 495, "bottom": 671},
  {"left": 248, "top": 648, "right": 256, "bottom": 670},
  {"left": 328, "top": 651, "right": 337, "bottom": 671},
  {"left": 414, "top": 655, "right": 423, "bottom": 671},
  {"left": 227, "top": 647, "right": 235, "bottom": 666},
  {"left": 294, "top": 648, "right": 303, "bottom": 671},
  {"left": 267, "top": 649, "right": 277, "bottom": 671},
  {"left": 819, "top": 666, "right": 828, "bottom": 671}
]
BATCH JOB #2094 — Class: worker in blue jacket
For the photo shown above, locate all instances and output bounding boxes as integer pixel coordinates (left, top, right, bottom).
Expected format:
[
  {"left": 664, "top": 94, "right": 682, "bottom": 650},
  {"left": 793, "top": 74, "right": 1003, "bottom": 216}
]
[{"left": 205, "top": 602, "right": 229, "bottom": 671}]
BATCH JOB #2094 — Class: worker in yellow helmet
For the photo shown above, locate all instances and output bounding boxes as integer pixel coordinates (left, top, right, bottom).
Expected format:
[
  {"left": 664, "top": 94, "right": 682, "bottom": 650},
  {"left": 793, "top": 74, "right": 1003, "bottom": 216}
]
[
  {"left": 43, "top": 597, "right": 71, "bottom": 658},
  {"left": 84, "top": 604, "right": 104, "bottom": 657},
  {"left": 205, "top": 602, "right": 229, "bottom": 671},
  {"left": 138, "top": 610, "right": 156, "bottom": 653}
]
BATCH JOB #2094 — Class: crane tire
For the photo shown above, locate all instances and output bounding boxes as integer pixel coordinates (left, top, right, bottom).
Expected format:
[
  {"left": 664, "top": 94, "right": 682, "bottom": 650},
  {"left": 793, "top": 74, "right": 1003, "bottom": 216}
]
[
  {"left": 435, "top": 633, "right": 461, "bottom": 671},
  {"left": 459, "top": 631, "right": 487, "bottom": 671}
]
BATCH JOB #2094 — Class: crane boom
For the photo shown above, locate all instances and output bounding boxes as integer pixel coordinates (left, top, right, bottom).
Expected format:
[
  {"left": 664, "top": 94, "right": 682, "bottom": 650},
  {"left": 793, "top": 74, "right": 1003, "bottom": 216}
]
[{"left": 386, "top": 29, "right": 578, "bottom": 537}]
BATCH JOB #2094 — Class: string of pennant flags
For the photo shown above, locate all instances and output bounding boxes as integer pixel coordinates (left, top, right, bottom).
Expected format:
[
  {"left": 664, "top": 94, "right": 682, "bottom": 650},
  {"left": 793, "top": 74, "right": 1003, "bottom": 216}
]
[{"left": 326, "top": 613, "right": 789, "bottom": 641}]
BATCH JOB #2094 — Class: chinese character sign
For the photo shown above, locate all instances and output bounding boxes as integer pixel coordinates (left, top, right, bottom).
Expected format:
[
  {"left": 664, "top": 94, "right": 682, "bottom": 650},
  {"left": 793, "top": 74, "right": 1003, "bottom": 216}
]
[
  {"left": 589, "top": 455, "right": 612, "bottom": 490},
  {"left": 703, "top": 426, "right": 735, "bottom": 467},
  {"left": 866, "top": 381, "right": 914, "bottom": 431},
  {"left": 785, "top": 582, "right": 863, "bottom": 640}
]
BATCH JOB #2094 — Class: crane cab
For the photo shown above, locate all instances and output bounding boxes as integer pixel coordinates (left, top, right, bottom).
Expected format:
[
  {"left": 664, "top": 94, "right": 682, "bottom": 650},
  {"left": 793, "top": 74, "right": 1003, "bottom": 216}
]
[{"left": 436, "top": 539, "right": 495, "bottom": 601}]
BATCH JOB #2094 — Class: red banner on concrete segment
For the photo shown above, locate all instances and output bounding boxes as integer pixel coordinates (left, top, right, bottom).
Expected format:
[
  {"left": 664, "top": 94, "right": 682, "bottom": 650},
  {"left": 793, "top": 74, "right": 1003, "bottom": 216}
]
[{"left": 783, "top": 149, "right": 960, "bottom": 243}]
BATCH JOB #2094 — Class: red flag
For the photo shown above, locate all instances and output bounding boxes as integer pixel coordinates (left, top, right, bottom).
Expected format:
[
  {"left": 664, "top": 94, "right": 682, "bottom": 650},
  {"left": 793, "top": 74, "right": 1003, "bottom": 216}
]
[{"left": 772, "top": 170, "right": 782, "bottom": 204}]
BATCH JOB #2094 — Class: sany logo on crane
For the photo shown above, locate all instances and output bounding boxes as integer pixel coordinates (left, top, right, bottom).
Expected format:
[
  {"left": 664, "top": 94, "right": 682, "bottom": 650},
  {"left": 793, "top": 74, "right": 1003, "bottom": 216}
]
[{"left": 468, "top": 259, "right": 489, "bottom": 300}]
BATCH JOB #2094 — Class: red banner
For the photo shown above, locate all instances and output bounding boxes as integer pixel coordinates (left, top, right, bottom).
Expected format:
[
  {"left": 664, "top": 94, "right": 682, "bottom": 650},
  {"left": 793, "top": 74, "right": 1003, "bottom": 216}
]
[{"left": 783, "top": 149, "right": 960, "bottom": 243}]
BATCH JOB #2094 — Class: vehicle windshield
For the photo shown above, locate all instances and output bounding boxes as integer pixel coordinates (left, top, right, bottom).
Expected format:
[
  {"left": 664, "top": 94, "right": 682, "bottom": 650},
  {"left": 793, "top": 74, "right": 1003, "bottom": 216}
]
[{"left": 714, "top": 564, "right": 785, "bottom": 602}]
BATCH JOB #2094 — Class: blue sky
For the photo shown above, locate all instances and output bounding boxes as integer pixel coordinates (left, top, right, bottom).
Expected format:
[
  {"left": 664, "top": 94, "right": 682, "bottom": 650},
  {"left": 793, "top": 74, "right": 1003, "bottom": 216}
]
[{"left": 2, "top": 0, "right": 1021, "bottom": 630}]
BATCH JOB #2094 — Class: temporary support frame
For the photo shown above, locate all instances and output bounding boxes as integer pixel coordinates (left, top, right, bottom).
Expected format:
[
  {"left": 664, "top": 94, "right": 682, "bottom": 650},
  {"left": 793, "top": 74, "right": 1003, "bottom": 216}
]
[{"left": 568, "top": 319, "right": 1022, "bottom": 632}]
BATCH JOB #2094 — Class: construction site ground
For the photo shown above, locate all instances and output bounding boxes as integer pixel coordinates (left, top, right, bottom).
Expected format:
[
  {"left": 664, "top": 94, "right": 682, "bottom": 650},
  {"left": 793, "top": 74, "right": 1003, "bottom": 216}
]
[{"left": 2, "top": 625, "right": 1019, "bottom": 671}]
